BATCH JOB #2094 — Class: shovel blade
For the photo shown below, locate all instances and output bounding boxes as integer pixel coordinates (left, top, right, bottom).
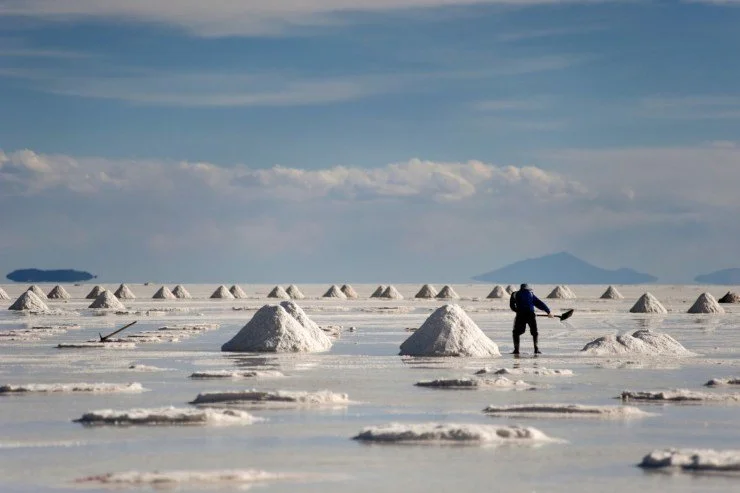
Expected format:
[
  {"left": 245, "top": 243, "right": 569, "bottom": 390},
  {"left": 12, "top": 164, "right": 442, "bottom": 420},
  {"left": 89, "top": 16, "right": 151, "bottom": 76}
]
[{"left": 559, "top": 309, "right": 575, "bottom": 321}]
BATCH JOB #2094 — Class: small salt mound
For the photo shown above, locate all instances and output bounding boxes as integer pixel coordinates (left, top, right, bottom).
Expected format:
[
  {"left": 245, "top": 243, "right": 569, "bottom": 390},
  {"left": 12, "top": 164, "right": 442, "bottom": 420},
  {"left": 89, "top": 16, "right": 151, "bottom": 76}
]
[
  {"left": 353, "top": 423, "right": 555, "bottom": 444},
  {"left": 267, "top": 286, "right": 290, "bottom": 299},
  {"left": 416, "top": 378, "right": 479, "bottom": 389},
  {"left": 705, "top": 378, "right": 740, "bottom": 387},
  {"left": 581, "top": 329, "right": 693, "bottom": 356},
  {"left": 639, "top": 448, "right": 740, "bottom": 471},
  {"left": 380, "top": 285, "right": 403, "bottom": 300},
  {"left": 47, "top": 285, "right": 71, "bottom": 300},
  {"left": 74, "top": 407, "right": 258, "bottom": 426},
  {"left": 718, "top": 291, "right": 740, "bottom": 304},
  {"left": 211, "top": 285, "right": 235, "bottom": 299},
  {"left": 76, "top": 469, "right": 306, "bottom": 487},
  {"left": 341, "top": 284, "right": 358, "bottom": 299},
  {"left": 547, "top": 285, "right": 576, "bottom": 299},
  {"left": 0, "top": 382, "right": 144, "bottom": 394},
  {"left": 190, "top": 370, "right": 284, "bottom": 379},
  {"left": 436, "top": 285, "right": 460, "bottom": 300},
  {"left": 688, "top": 292, "right": 725, "bottom": 314},
  {"left": 505, "top": 285, "right": 515, "bottom": 295},
  {"left": 8, "top": 291, "right": 49, "bottom": 311},
  {"left": 483, "top": 404, "right": 651, "bottom": 418},
  {"left": 415, "top": 284, "right": 438, "bottom": 299},
  {"left": 285, "top": 285, "right": 304, "bottom": 299},
  {"left": 630, "top": 292, "right": 667, "bottom": 314},
  {"left": 172, "top": 285, "right": 192, "bottom": 299},
  {"left": 487, "top": 286, "right": 506, "bottom": 299},
  {"left": 621, "top": 390, "right": 740, "bottom": 402},
  {"left": 89, "top": 291, "right": 125, "bottom": 310},
  {"left": 114, "top": 284, "right": 136, "bottom": 299},
  {"left": 476, "top": 367, "right": 574, "bottom": 376},
  {"left": 27, "top": 285, "right": 47, "bottom": 299},
  {"left": 600, "top": 286, "right": 624, "bottom": 300},
  {"left": 370, "top": 285, "right": 386, "bottom": 298},
  {"left": 0, "top": 287, "right": 9, "bottom": 300},
  {"left": 399, "top": 304, "right": 500, "bottom": 357},
  {"left": 323, "top": 285, "right": 347, "bottom": 299},
  {"left": 58, "top": 342, "right": 136, "bottom": 349},
  {"left": 128, "top": 364, "right": 169, "bottom": 372},
  {"left": 85, "top": 285, "right": 105, "bottom": 299},
  {"left": 152, "top": 286, "right": 176, "bottom": 299},
  {"left": 230, "top": 285, "right": 247, "bottom": 299},
  {"left": 190, "top": 389, "right": 349, "bottom": 407}
]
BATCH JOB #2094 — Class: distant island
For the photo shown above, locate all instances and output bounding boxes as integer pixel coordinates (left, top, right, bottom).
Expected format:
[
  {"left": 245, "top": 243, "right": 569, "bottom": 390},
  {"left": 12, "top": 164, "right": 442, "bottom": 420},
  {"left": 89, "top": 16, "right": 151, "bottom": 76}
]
[
  {"left": 694, "top": 268, "right": 740, "bottom": 284},
  {"left": 6, "top": 269, "right": 96, "bottom": 283},
  {"left": 472, "top": 252, "right": 657, "bottom": 284}
]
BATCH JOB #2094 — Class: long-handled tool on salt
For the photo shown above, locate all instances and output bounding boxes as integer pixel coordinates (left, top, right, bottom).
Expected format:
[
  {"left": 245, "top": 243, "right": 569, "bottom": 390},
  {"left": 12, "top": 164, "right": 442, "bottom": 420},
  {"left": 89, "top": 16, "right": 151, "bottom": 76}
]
[
  {"left": 538, "top": 309, "right": 574, "bottom": 322},
  {"left": 99, "top": 321, "right": 138, "bottom": 342}
]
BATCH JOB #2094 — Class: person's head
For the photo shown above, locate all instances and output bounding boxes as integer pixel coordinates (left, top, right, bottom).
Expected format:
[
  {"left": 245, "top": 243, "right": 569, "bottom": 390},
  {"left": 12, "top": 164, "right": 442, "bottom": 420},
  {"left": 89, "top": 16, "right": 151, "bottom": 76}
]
[{"left": 520, "top": 283, "right": 531, "bottom": 291}]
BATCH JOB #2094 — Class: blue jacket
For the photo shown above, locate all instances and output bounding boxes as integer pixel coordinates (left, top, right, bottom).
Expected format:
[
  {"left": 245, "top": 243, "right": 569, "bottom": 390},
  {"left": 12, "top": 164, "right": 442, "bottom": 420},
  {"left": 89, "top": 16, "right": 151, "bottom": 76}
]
[{"left": 510, "top": 289, "right": 550, "bottom": 315}]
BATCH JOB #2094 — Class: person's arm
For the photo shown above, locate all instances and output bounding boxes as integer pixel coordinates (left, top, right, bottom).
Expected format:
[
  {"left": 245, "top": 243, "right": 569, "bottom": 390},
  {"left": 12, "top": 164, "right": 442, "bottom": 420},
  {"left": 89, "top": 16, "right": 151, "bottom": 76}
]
[
  {"left": 533, "top": 296, "right": 551, "bottom": 314},
  {"left": 509, "top": 293, "right": 517, "bottom": 312}
]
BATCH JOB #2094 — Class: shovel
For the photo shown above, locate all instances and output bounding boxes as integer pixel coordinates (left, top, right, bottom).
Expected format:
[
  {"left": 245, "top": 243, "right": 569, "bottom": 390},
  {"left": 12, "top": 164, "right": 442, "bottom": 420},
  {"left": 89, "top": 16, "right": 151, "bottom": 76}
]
[
  {"left": 538, "top": 309, "right": 574, "bottom": 322},
  {"left": 99, "top": 321, "right": 138, "bottom": 342}
]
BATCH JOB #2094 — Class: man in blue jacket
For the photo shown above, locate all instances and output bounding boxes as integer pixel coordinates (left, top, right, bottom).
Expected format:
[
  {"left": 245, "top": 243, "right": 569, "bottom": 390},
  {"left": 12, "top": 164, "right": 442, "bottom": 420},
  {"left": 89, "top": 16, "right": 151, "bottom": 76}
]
[{"left": 509, "top": 283, "right": 552, "bottom": 355}]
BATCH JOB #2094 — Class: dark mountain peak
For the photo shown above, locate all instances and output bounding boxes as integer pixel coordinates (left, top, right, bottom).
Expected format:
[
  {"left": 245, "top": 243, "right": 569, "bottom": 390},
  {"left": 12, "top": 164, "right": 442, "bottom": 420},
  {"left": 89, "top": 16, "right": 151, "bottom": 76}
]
[
  {"left": 695, "top": 268, "right": 740, "bottom": 284},
  {"left": 7, "top": 268, "right": 96, "bottom": 283}
]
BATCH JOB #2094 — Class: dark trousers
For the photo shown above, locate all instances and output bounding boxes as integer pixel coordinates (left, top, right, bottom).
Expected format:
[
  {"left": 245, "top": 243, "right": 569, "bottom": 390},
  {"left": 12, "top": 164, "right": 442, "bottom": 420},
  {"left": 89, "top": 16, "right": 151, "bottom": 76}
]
[{"left": 513, "top": 312, "right": 538, "bottom": 337}]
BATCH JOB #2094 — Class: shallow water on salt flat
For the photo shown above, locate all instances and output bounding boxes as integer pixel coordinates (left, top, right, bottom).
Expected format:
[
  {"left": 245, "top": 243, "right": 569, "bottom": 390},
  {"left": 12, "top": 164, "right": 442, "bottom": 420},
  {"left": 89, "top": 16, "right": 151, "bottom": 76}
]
[{"left": 1, "top": 283, "right": 739, "bottom": 492}]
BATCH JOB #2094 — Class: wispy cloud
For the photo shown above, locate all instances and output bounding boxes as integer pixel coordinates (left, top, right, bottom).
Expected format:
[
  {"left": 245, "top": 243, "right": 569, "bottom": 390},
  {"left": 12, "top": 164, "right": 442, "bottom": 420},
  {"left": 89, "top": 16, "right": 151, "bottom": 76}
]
[{"left": 639, "top": 95, "right": 740, "bottom": 119}]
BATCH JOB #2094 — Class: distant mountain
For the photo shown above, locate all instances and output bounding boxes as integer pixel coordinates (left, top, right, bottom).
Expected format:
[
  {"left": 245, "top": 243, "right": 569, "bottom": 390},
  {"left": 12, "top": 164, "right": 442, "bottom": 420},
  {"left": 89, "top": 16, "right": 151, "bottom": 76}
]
[
  {"left": 6, "top": 268, "right": 96, "bottom": 283},
  {"left": 472, "top": 252, "right": 657, "bottom": 284},
  {"left": 694, "top": 268, "right": 740, "bottom": 284}
]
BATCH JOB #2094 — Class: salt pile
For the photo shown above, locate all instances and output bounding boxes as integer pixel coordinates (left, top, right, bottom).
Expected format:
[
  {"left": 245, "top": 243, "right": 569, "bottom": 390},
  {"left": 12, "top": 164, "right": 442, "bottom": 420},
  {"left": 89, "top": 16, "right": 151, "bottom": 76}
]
[
  {"left": 27, "top": 285, "right": 47, "bottom": 299},
  {"left": 341, "top": 284, "right": 358, "bottom": 299},
  {"left": 128, "top": 364, "right": 170, "bottom": 372},
  {"left": 353, "top": 423, "right": 555, "bottom": 444},
  {"left": 0, "top": 287, "right": 9, "bottom": 300},
  {"left": 639, "top": 448, "right": 740, "bottom": 471},
  {"left": 688, "top": 292, "right": 725, "bottom": 314},
  {"left": 505, "top": 285, "right": 515, "bottom": 294},
  {"left": 58, "top": 342, "right": 136, "bottom": 349},
  {"left": 436, "top": 285, "right": 460, "bottom": 299},
  {"left": 621, "top": 389, "right": 740, "bottom": 402},
  {"left": 415, "top": 284, "right": 438, "bottom": 298},
  {"left": 75, "top": 470, "right": 308, "bottom": 487},
  {"left": 370, "top": 285, "right": 386, "bottom": 298},
  {"left": 581, "top": 329, "right": 693, "bottom": 356},
  {"left": 88, "top": 290, "right": 125, "bottom": 309},
  {"left": 172, "top": 285, "right": 192, "bottom": 299},
  {"left": 285, "top": 285, "right": 304, "bottom": 299},
  {"left": 323, "top": 285, "right": 347, "bottom": 299},
  {"left": 190, "top": 389, "right": 349, "bottom": 407},
  {"left": 114, "top": 284, "right": 136, "bottom": 299},
  {"left": 380, "top": 285, "right": 403, "bottom": 299},
  {"left": 482, "top": 404, "right": 651, "bottom": 418},
  {"left": 718, "top": 291, "right": 740, "bottom": 303},
  {"left": 230, "top": 285, "right": 247, "bottom": 299},
  {"left": 85, "top": 285, "right": 105, "bottom": 299},
  {"left": 47, "top": 285, "right": 71, "bottom": 300},
  {"left": 630, "top": 292, "right": 668, "bottom": 314},
  {"left": 0, "top": 382, "right": 144, "bottom": 394},
  {"left": 487, "top": 285, "right": 506, "bottom": 299},
  {"left": 211, "top": 285, "right": 235, "bottom": 299},
  {"left": 705, "top": 377, "right": 740, "bottom": 386},
  {"left": 74, "top": 407, "right": 258, "bottom": 426},
  {"left": 221, "top": 302, "right": 332, "bottom": 353},
  {"left": 415, "top": 378, "right": 479, "bottom": 389},
  {"left": 190, "top": 370, "right": 284, "bottom": 379},
  {"left": 600, "top": 286, "right": 624, "bottom": 300},
  {"left": 267, "top": 286, "right": 290, "bottom": 299},
  {"left": 8, "top": 291, "right": 49, "bottom": 311},
  {"left": 547, "top": 285, "right": 576, "bottom": 299},
  {"left": 152, "top": 286, "right": 176, "bottom": 299},
  {"left": 476, "top": 367, "right": 574, "bottom": 376},
  {"left": 399, "top": 304, "right": 500, "bottom": 357}
]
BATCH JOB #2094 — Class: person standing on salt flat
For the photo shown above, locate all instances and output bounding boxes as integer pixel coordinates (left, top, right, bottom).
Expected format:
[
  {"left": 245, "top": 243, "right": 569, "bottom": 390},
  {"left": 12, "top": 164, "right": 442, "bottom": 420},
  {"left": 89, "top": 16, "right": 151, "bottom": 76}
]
[{"left": 509, "top": 284, "right": 552, "bottom": 355}]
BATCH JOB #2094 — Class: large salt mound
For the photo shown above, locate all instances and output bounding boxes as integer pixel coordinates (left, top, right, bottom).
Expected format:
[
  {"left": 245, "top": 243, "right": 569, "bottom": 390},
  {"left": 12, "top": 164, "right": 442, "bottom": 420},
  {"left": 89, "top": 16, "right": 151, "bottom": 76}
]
[
  {"left": 487, "top": 285, "right": 506, "bottom": 299},
  {"left": 27, "top": 285, "right": 47, "bottom": 299},
  {"left": 353, "top": 423, "right": 555, "bottom": 444},
  {"left": 399, "top": 304, "right": 500, "bottom": 357},
  {"left": 89, "top": 291, "right": 125, "bottom": 310},
  {"left": 630, "top": 292, "right": 667, "bottom": 314},
  {"left": 172, "top": 285, "right": 192, "bottom": 299},
  {"left": 279, "top": 300, "right": 323, "bottom": 333},
  {"left": 436, "top": 285, "right": 460, "bottom": 300},
  {"left": 476, "top": 367, "right": 574, "bottom": 377},
  {"left": 114, "top": 284, "right": 136, "bottom": 299},
  {"left": 718, "top": 291, "right": 740, "bottom": 303},
  {"left": 622, "top": 390, "right": 740, "bottom": 402},
  {"left": 0, "top": 287, "right": 9, "bottom": 300},
  {"left": 323, "top": 285, "right": 347, "bottom": 299},
  {"left": 581, "top": 329, "right": 693, "bottom": 356},
  {"left": 211, "top": 285, "right": 235, "bottom": 299},
  {"left": 705, "top": 377, "right": 740, "bottom": 387},
  {"left": 8, "top": 291, "right": 49, "bottom": 311},
  {"left": 415, "top": 284, "right": 437, "bottom": 299},
  {"left": 152, "top": 286, "right": 176, "bottom": 299},
  {"left": 547, "top": 285, "right": 576, "bottom": 299},
  {"left": 47, "top": 285, "right": 71, "bottom": 300},
  {"left": 370, "top": 285, "right": 386, "bottom": 298},
  {"left": 505, "top": 285, "right": 515, "bottom": 295},
  {"left": 380, "top": 285, "right": 403, "bottom": 300},
  {"left": 221, "top": 303, "right": 332, "bottom": 353},
  {"left": 341, "top": 284, "right": 358, "bottom": 299},
  {"left": 85, "top": 285, "right": 105, "bottom": 299},
  {"left": 600, "top": 286, "right": 624, "bottom": 300},
  {"left": 0, "top": 382, "right": 144, "bottom": 394},
  {"left": 75, "top": 470, "right": 308, "bottom": 487},
  {"left": 230, "top": 285, "right": 247, "bottom": 299},
  {"left": 483, "top": 404, "right": 651, "bottom": 418},
  {"left": 74, "top": 407, "right": 258, "bottom": 426},
  {"left": 190, "top": 370, "right": 284, "bottom": 379},
  {"left": 285, "top": 285, "right": 304, "bottom": 300},
  {"left": 688, "top": 292, "right": 725, "bottom": 314},
  {"left": 190, "top": 389, "right": 349, "bottom": 407},
  {"left": 267, "top": 286, "right": 290, "bottom": 299},
  {"left": 640, "top": 448, "right": 740, "bottom": 471}
]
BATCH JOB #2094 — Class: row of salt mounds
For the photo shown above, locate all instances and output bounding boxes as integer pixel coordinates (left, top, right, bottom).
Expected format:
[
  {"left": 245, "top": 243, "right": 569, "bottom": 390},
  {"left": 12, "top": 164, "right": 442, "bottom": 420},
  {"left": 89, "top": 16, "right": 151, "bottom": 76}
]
[
  {"left": 482, "top": 404, "right": 651, "bottom": 419},
  {"left": 27, "top": 285, "right": 47, "bottom": 299},
  {"left": 89, "top": 290, "right": 125, "bottom": 310},
  {"left": 86, "top": 285, "right": 105, "bottom": 299},
  {"left": 341, "top": 284, "right": 358, "bottom": 299},
  {"left": 399, "top": 304, "right": 500, "bottom": 357},
  {"left": 380, "top": 285, "right": 403, "bottom": 299},
  {"left": 47, "top": 285, "right": 71, "bottom": 300},
  {"left": 719, "top": 291, "right": 740, "bottom": 303},
  {"left": 370, "top": 285, "right": 385, "bottom": 298},
  {"left": 190, "top": 389, "right": 348, "bottom": 407},
  {"left": 153, "top": 286, "right": 176, "bottom": 299},
  {"left": 74, "top": 407, "right": 258, "bottom": 426},
  {"left": 688, "top": 292, "right": 724, "bottom": 314},
  {"left": 221, "top": 301, "right": 332, "bottom": 353},
  {"left": 268, "top": 286, "right": 290, "bottom": 299},
  {"left": 352, "top": 423, "right": 555, "bottom": 444},
  {"left": 415, "top": 284, "right": 437, "bottom": 298},
  {"left": 436, "top": 285, "right": 459, "bottom": 299},
  {"left": 172, "top": 284, "right": 192, "bottom": 299},
  {"left": 0, "top": 382, "right": 144, "bottom": 394},
  {"left": 600, "top": 285, "right": 624, "bottom": 300},
  {"left": 323, "top": 285, "right": 347, "bottom": 299},
  {"left": 8, "top": 291, "right": 49, "bottom": 311},
  {"left": 114, "top": 284, "right": 136, "bottom": 299},
  {"left": 0, "top": 287, "right": 9, "bottom": 300},
  {"left": 640, "top": 448, "right": 740, "bottom": 472},
  {"left": 230, "top": 285, "right": 247, "bottom": 299},
  {"left": 211, "top": 285, "right": 235, "bottom": 299},
  {"left": 581, "top": 329, "right": 693, "bottom": 356},
  {"left": 487, "top": 285, "right": 506, "bottom": 299},
  {"left": 547, "top": 285, "right": 576, "bottom": 299},
  {"left": 621, "top": 389, "right": 740, "bottom": 403},
  {"left": 630, "top": 292, "right": 667, "bottom": 313}
]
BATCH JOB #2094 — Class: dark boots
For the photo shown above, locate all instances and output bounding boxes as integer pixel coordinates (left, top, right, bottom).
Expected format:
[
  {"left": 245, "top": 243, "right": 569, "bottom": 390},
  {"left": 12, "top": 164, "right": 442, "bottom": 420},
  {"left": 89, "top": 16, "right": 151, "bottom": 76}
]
[{"left": 511, "top": 334, "right": 520, "bottom": 354}]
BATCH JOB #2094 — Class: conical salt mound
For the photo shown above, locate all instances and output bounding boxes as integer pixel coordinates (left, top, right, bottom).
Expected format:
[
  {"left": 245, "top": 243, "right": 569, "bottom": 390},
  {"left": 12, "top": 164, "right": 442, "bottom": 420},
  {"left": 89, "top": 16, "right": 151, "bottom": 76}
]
[
  {"left": 9, "top": 291, "right": 49, "bottom": 311},
  {"left": 114, "top": 284, "right": 136, "bottom": 300},
  {"left": 230, "top": 285, "right": 247, "bottom": 299},
  {"left": 370, "top": 285, "right": 386, "bottom": 298},
  {"left": 27, "top": 285, "right": 47, "bottom": 299},
  {"left": 415, "top": 284, "right": 438, "bottom": 299},
  {"left": 88, "top": 290, "right": 125, "bottom": 310},
  {"left": 505, "top": 285, "right": 515, "bottom": 295},
  {"left": 600, "top": 286, "right": 624, "bottom": 300},
  {"left": 279, "top": 300, "right": 323, "bottom": 333},
  {"left": 718, "top": 291, "right": 740, "bottom": 304},
  {"left": 399, "top": 304, "right": 500, "bottom": 357},
  {"left": 210, "top": 285, "right": 235, "bottom": 299},
  {"left": 547, "top": 285, "right": 576, "bottom": 299},
  {"left": 267, "top": 286, "right": 290, "bottom": 299},
  {"left": 153, "top": 286, "right": 176, "bottom": 300},
  {"left": 487, "top": 285, "right": 506, "bottom": 299},
  {"left": 221, "top": 302, "right": 332, "bottom": 353},
  {"left": 85, "top": 285, "right": 105, "bottom": 299},
  {"left": 47, "top": 285, "right": 71, "bottom": 300},
  {"left": 172, "top": 285, "right": 192, "bottom": 299},
  {"left": 380, "top": 285, "right": 403, "bottom": 300},
  {"left": 341, "top": 284, "right": 358, "bottom": 299},
  {"left": 285, "top": 285, "right": 305, "bottom": 300},
  {"left": 323, "top": 285, "right": 347, "bottom": 299},
  {"left": 436, "top": 285, "right": 460, "bottom": 300},
  {"left": 688, "top": 292, "right": 725, "bottom": 314},
  {"left": 630, "top": 293, "right": 667, "bottom": 314},
  {"left": 0, "top": 287, "right": 9, "bottom": 300}
]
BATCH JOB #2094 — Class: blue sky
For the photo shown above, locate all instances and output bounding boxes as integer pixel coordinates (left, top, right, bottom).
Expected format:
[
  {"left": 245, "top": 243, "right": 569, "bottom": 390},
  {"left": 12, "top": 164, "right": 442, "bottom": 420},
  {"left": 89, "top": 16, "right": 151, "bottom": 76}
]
[{"left": 1, "top": 0, "right": 739, "bottom": 283}]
